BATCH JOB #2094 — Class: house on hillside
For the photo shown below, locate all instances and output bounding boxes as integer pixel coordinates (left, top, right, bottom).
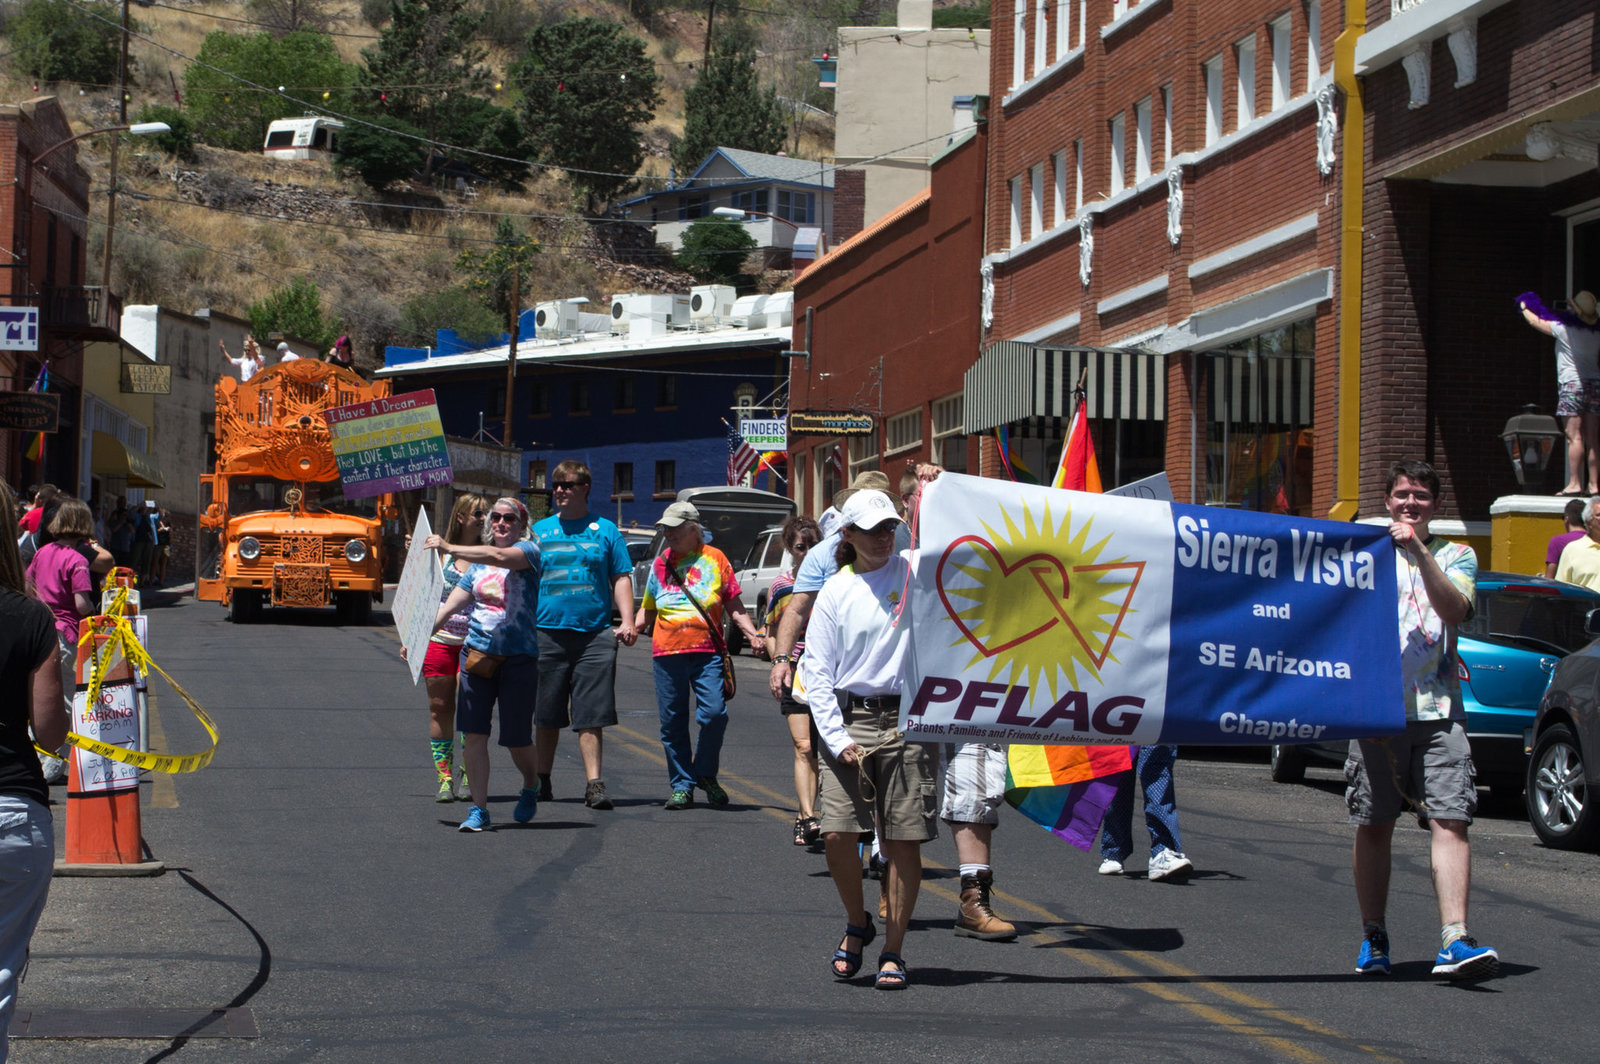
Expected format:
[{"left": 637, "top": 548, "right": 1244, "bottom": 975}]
[{"left": 620, "top": 147, "right": 833, "bottom": 269}]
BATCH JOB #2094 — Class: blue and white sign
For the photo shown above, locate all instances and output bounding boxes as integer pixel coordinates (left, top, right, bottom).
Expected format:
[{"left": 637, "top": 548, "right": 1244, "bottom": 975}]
[
  {"left": 0, "top": 307, "right": 40, "bottom": 352},
  {"left": 899, "top": 474, "right": 1404, "bottom": 746}
]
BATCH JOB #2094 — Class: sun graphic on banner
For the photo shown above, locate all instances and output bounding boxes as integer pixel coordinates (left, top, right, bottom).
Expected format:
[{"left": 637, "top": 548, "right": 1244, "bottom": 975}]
[{"left": 934, "top": 502, "right": 1144, "bottom": 697}]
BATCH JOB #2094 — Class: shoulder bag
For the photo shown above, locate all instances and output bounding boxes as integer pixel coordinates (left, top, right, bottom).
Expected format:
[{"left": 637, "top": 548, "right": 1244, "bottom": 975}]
[{"left": 671, "top": 559, "right": 737, "bottom": 700}]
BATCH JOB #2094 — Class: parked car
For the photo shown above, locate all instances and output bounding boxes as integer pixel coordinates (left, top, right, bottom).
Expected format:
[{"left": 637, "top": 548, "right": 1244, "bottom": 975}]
[
  {"left": 1526, "top": 607, "right": 1600, "bottom": 849},
  {"left": 1272, "top": 572, "right": 1600, "bottom": 799},
  {"left": 621, "top": 528, "right": 655, "bottom": 620},
  {"left": 730, "top": 524, "right": 790, "bottom": 655},
  {"left": 630, "top": 486, "right": 796, "bottom": 639}
]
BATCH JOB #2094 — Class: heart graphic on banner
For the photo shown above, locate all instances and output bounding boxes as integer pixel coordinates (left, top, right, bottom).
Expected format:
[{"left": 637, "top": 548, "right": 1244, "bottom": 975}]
[{"left": 937, "top": 534, "right": 1143, "bottom": 671}]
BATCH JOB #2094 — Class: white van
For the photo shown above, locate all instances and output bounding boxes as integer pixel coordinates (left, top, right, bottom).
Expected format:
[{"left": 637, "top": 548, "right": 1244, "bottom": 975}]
[{"left": 263, "top": 116, "right": 344, "bottom": 161}]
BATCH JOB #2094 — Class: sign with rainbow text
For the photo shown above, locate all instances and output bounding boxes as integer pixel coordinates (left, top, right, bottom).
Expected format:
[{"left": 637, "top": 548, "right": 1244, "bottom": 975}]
[
  {"left": 324, "top": 389, "right": 453, "bottom": 499},
  {"left": 899, "top": 473, "right": 1404, "bottom": 746}
]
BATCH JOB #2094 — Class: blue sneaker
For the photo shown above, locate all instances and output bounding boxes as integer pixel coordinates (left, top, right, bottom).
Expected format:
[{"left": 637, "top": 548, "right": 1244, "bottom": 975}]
[
  {"left": 1432, "top": 936, "right": 1498, "bottom": 980},
  {"left": 458, "top": 805, "right": 490, "bottom": 832},
  {"left": 1356, "top": 929, "right": 1391, "bottom": 975},
  {"left": 514, "top": 787, "right": 539, "bottom": 823}
]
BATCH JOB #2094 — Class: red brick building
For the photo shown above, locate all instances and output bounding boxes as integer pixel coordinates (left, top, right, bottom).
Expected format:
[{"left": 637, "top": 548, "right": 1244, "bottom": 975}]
[
  {"left": 787, "top": 126, "right": 988, "bottom": 515},
  {"left": 974, "top": 0, "right": 1340, "bottom": 512},
  {"left": 0, "top": 97, "right": 109, "bottom": 493},
  {"left": 1353, "top": 0, "right": 1600, "bottom": 519}
]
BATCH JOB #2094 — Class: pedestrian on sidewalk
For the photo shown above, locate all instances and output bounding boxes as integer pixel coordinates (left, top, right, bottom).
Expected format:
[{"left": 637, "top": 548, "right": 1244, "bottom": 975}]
[
  {"left": 0, "top": 482, "right": 68, "bottom": 1061},
  {"left": 1096, "top": 745, "right": 1194, "bottom": 881},
  {"left": 1545, "top": 497, "right": 1587, "bottom": 578},
  {"left": 1348, "top": 459, "right": 1498, "bottom": 981},
  {"left": 635, "top": 501, "right": 759, "bottom": 811},
  {"left": 425, "top": 496, "right": 542, "bottom": 832},
  {"left": 529, "top": 461, "right": 636, "bottom": 811}
]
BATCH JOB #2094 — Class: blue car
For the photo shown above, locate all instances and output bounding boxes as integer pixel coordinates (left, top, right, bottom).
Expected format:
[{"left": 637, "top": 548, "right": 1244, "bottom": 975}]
[{"left": 1270, "top": 572, "right": 1600, "bottom": 798}]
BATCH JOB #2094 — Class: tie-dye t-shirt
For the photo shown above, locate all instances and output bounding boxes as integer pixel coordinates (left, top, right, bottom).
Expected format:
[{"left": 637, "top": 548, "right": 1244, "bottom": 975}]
[
  {"left": 459, "top": 540, "right": 542, "bottom": 656},
  {"left": 642, "top": 546, "right": 741, "bottom": 657},
  {"left": 1395, "top": 536, "right": 1476, "bottom": 722}
]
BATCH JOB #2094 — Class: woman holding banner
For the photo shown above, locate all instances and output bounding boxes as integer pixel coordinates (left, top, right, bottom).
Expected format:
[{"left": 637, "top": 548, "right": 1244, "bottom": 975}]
[
  {"left": 0, "top": 482, "right": 67, "bottom": 1054},
  {"left": 798, "top": 489, "right": 933, "bottom": 990}
]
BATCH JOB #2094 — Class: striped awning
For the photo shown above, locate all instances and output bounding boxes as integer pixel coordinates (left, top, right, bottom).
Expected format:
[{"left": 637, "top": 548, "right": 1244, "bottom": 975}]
[{"left": 963, "top": 342, "right": 1167, "bottom": 432}]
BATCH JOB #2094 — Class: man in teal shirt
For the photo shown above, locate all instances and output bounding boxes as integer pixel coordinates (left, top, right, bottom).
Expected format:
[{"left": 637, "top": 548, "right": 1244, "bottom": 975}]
[{"left": 530, "top": 460, "right": 637, "bottom": 809}]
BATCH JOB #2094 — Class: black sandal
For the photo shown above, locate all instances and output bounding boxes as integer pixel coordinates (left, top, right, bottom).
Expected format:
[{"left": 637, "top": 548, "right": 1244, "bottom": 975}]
[
  {"left": 875, "top": 951, "right": 908, "bottom": 990},
  {"left": 830, "top": 919, "right": 876, "bottom": 979},
  {"left": 794, "top": 816, "right": 820, "bottom": 846}
]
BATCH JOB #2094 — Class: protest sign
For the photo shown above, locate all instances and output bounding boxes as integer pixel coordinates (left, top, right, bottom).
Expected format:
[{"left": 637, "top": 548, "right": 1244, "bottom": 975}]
[
  {"left": 324, "top": 389, "right": 454, "bottom": 499},
  {"left": 392, "top": 508, "right": 444, "bottom": 685},
  {"left": 900, "top": 473, "right": 1403, "bottom": 746}
]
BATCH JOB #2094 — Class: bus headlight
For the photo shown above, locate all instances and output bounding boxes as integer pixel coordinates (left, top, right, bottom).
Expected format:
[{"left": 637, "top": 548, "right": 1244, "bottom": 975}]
[
  {"left": 238, "top": 536, "right": 261, "bottom": 561},
  {"left": 344, "top": 539, "right": 368, "bottom": 564}
]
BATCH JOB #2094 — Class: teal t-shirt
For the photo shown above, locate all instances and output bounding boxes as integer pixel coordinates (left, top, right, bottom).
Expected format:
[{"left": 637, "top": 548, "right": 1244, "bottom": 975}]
[{"left": 531, "top": 512, "right": 632, "bottom": 632}]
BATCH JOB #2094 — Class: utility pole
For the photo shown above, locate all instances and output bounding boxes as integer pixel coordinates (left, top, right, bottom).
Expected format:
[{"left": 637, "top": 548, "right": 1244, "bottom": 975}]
[
  {"left": 502, "top": 264, "right": 519, "bottom": 449},
  {"left": 704, "top": 1, "right": 716, "bottom": 63},
  {"left": 99, "top": 0, "right": 131, "bottom": 294}
]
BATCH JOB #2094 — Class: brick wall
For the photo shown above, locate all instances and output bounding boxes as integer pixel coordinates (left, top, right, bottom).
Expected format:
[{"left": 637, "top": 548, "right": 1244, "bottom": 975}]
[{"left": 833, "top": 170, "right": 866, "bottom": 246}]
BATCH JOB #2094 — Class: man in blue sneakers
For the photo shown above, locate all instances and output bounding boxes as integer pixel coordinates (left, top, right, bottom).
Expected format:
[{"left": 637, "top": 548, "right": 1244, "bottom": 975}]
[{"left": 1347, "top": 461, "right": 1498, "bottom": 981}]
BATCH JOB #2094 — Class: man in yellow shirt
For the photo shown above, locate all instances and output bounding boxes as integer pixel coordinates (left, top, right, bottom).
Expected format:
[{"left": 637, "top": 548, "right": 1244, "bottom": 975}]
[{"left": 1554, "top": 498, "right": 1600, "bottom": 589}]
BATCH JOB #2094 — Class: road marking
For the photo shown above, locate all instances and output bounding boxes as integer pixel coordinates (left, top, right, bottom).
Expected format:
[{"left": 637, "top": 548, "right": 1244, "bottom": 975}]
[
  {"left": 145, "top": 693, "right": 178, "bottom": 809},
  {"left": 610, "top": 722, "right": 1398, "bottom": 1063}
]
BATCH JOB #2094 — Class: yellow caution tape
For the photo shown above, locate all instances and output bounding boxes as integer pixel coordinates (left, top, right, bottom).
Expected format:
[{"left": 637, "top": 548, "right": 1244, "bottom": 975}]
[{"left": 35, "top": 589, "right": 220, "bottom": 775}]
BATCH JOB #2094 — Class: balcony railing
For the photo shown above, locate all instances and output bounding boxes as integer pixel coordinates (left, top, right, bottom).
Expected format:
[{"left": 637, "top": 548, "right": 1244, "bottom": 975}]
[{"left": 44, "top": 285, "right": 121, "bottom": 337}]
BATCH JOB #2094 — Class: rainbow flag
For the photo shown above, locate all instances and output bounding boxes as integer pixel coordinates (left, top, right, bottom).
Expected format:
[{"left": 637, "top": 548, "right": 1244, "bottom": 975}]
[
  {"left": 23, "top": 362, "right": 47, "bottom": 463},
  {"left": 993, "top": 425, "right": 1039, "bottom": 484},
  {"left": 1005, "top": 745, "right": 1132, "bottom": 850}
]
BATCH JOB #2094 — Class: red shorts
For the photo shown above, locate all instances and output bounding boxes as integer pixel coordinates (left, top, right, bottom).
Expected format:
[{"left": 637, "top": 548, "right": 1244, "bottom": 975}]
[{"left": 422, "top": 641, "right": 463, "bottom": 678}]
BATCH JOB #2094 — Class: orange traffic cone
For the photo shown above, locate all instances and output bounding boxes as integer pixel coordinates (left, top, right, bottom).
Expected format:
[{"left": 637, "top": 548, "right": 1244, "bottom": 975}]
[{"left": 57, "top": 615, "right": 163, "bottom": 876}]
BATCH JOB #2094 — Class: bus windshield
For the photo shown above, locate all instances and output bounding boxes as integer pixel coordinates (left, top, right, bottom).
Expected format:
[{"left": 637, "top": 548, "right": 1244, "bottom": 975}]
[{"left": 225, "top": 476, "right": 378, "bottom": 519}]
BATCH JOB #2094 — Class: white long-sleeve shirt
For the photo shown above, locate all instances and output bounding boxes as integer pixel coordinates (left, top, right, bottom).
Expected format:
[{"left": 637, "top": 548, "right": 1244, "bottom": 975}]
[{"left": 797, "top": 553, "right": 913, "bottom": 757}]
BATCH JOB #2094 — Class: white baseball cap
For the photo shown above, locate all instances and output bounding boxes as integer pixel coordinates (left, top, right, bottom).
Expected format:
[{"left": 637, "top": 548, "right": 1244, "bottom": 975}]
[{"left": 839, "top": 490, "right": 902, "bottom": 531}]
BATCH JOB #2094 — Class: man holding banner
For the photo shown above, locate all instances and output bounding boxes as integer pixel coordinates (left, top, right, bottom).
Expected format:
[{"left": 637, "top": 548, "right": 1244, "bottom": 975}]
[{"left": 1347, "top": 461, "right": 1498, "bottom": 981}]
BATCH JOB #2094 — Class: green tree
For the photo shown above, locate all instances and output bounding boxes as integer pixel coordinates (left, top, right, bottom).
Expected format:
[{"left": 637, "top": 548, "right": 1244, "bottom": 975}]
[
  {"left": 510, "top": 17, "right": 661, "bottom": 211},
  {"left": 675, "top": 217, "right": 756, "bottom": 288},
  {"left": 402, "top": 287, "right": 503, "bottom": 347},
  {"left": 8, "top": 0, "right": 124, "bottom": 85},
  {"left": 249, "top": 276, "right": 341, "bottom": 351},
  {"left": 336, "top": 113, "right": 427, "bottom": 190},
  {"left": 672, "top": 23, "right": 785, "bottom": 175},
  {"left": 455, "top": 218, "right": 540, "bottom": 319},
  {"left": 358, "top": 0, "right": 490, "bottom": 169},
  {"left": 446, "top": 97, "right": 534, "bottom": 193},
  {"left": 183, "top": 31, "right": 357, "bottom": 152},
  {"left": 133, "top": 104, "right": 198, "bottom": 162}
]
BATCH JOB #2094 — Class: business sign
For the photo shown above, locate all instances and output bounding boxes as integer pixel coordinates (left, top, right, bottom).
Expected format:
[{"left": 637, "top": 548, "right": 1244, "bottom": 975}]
[
  {"left": 788, "top": 410, "right": 876, "bottom": 437},
  {"left": 899, "top": 473, "right": 1403, "bottom": 746},
  {"left": 740, "top": 418, "right": 787, "bottom": 450},
  {"left": 392, "top": 508, "right": 445, "bottom": 686},
  {"left": 323, "top": 388, "right": 454, "bottom": 499},
  {"left": 0, "top": 391, "right": 59, "bottom": 431},
  {"left": 0, "top": 308, "right": 39, "bottom": 352},
  {"left": 120, "top": 362, "right": 172, "bottom": 395}
]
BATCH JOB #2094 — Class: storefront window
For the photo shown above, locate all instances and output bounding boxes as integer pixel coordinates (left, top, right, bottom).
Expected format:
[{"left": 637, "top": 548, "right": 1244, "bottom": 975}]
[{"left": 1202, "top": 319, "right": 1315, "bottom": 514}]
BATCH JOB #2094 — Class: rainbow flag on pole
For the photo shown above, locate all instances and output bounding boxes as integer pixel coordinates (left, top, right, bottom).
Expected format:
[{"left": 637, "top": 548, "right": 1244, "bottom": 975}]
[{"left": 23, "top": 363, "right": 47, "bottom": 463}]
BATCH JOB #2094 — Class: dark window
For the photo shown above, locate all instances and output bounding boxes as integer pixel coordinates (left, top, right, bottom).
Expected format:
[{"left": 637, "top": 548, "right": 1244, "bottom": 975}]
[
  {"left": 776, "top": 190, "right": 815, "bottom": 224},
  {"left": 614, "top": 462, "right": 634, "bottom": 498},
  {"left": 530, "top": 382, "right": 550, "bottom": 416},
  {"left": 264, "top": 129, "right": 295, "bottom": 148},
  {"left": 1203, "top": 318, "right": 1315, "bottom": 515},
  {"left": 571, "top": 381, "right": 590, "bottom": 414},
  {"left": 528, "top": 461, "right": 547, "bottom": 491},
  {"left": 615, "top": 376, "right": 635, "bottom": 411},
  {"left": 489, "top": 384, "right": 506, "bottom": 417},
  {"left": 657, "top": 374, "right": 677, "bottom": 408},
  {"left": 654, "top": 461, "right": 675, "bottom": 495},
  {"left": 1460, "top": 587, "right": 1599, "bottom": 655},
  {"left": 731, "top": 189, "right": 769, "bottom": 214},
  {"left": 677, "top": 195, "right": 709, "bottom": 221}
]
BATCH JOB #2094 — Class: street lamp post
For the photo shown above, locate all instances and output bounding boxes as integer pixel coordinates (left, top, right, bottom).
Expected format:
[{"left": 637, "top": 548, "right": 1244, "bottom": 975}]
[{"left": 712, "top": 206, "right": 802, "bottom": 272}]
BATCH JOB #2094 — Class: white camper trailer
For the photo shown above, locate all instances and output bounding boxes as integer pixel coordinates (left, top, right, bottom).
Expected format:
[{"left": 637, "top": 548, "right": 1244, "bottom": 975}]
[{"left": 262, "top": 116, "right": 344, "bottom": 161}]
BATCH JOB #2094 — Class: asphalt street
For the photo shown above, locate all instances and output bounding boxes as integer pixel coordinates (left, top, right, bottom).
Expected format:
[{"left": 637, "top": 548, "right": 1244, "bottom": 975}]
[{"left": 10, "top": 588, "right": 1600, "bottom": 1063}]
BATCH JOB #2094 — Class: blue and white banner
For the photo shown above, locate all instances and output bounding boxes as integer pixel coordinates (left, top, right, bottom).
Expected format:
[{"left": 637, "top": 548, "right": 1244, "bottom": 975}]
[{"left": 898, "top": 474, "right": 1404, "bottom": 746}]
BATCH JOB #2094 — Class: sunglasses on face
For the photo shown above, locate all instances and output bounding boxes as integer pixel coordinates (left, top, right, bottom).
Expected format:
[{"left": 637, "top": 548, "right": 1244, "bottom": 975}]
[
  {"left": 551, "top": 481, "right": 586, "bottom": 491},
  {"left": 489, "top": 512, "right": 520, "bottom": 524},
  {"left": 469, "top": 509, "right": 487, "bottom": 519},
  {"left": 855, "top": 521, "right": 898, "bottom": 536}
]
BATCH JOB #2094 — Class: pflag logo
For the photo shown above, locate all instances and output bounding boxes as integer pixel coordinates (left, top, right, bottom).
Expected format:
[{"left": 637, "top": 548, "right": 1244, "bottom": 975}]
[{"left": 935, "top": 503, "right": 1144, "bottom": 693}]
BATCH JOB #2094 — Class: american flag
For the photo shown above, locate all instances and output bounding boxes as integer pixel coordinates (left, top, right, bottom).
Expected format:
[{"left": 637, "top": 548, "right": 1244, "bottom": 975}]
[
  {"left": 827, "top": 442, "right": 845, "bottom": 483},
  {"left": 726, "top": 420, "right": 758, "bottom": 485}
]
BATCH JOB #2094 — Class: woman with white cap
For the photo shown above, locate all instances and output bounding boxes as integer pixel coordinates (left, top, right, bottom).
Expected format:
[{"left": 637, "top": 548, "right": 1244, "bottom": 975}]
[
  {"left": 797, "top": 488, "right": 933, "bottom": 990},
  {"left": 635, "top": 501, "right": 760, "bottom": 811},
  {"left": 1518, "top": 289, "right": 1600, "bottom": 495}
]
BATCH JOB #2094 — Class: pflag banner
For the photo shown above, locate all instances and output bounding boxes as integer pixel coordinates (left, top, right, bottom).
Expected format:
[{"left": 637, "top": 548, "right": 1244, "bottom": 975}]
[{"left": 899, "top": 473, "right": 1404, "bottom": 746}]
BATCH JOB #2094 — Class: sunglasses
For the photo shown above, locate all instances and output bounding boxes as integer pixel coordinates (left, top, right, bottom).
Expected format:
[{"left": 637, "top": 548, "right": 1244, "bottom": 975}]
[
  {"left": 854, "top": 521, "right": 898, "bottom": 536},
  {"left": 469, "top": 509, "right": 487, "bottom": 519},
  {"left": 489, "top": 511, "right": 520, "bottom": 524},
  {"left": 551, "top": 481, "right": 586, "bottom": 491}
]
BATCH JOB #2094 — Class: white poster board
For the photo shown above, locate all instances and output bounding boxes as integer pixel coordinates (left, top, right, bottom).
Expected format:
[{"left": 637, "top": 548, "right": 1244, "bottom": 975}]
[
  {"left": 391, "top": 508, "right": 444, "bottom": 685},
  {"left": 71, "top": 679, "right": 141, "bottom": 792}
]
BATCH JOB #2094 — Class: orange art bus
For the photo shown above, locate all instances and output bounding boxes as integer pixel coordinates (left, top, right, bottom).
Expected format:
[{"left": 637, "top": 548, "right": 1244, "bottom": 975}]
[{"left": 197, "top": 359, "right": 393, "bottom": 623}]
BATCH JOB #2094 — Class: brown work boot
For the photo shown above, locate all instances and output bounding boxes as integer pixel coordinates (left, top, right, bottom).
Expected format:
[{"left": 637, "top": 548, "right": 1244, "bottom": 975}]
[{"left": 955, "top": 870, "right": 1017, "bottom": 941}]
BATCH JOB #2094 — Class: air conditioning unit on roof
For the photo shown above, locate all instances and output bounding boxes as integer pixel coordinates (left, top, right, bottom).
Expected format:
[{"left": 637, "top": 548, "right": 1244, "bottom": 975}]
[
  {"left": 689, "top": 285, "right": 736, "bottom": 323},
  {"left": 533, "top": 300, "right": 579, "bottom": 337},
  {"left": 611, "top": 293, "right": 691, "bottom": 337}
]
